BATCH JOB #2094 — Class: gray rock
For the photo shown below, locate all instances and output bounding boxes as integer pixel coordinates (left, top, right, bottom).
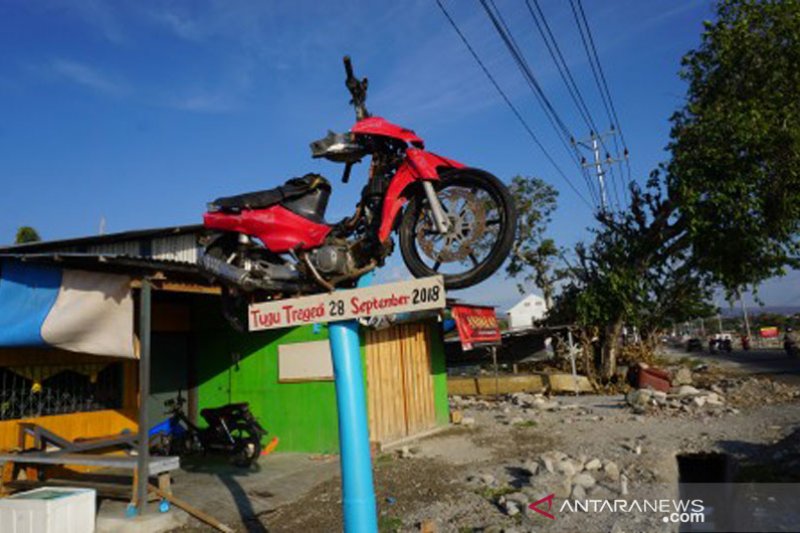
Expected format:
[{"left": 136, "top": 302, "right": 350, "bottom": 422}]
[
  {"left": 503, "top": 501, "right": 520, "bottom": 517},
  {"left": 584, "top": 458, "right": 602, "bottom": 471},
  {"left": 557, "top": 459, "right": 576, "bottom": 477},
  {"left": 692, "top": 395, "right": 707, "bottom": 407},
  {"left": 626, "top": 389, "right": 652, "bottom": 407},
  {"left": 510, "top": 392, "right": 536, "bottom": 406},
  {"left": 676, "top": 385, "right": 700, "bottom": 396},
  {"left": 461, "top": 417, "right": 476, "bottom": 427},
  {"left": 673, "top": 367, "right": 693, "bottom": 386},
  {"left": 542, "top": 455, "right": 555, "bottom": 474},
  {"left": 620, "top": 473, "right": 629, "bottom": 496},
  {"left": 706, "top": 392, "right": 724, "bottom": 406},
  {"left": 553, "top": 477, "right": 572, "bottom": 498},
  {"left": 479, "top": 473, "right": 496, "bottom": 486},
  {"left": 399, "top": 445, "right": 413, "bottom": 459},
  {"left": 573, "top": 472, "right": 596, "bottom": 488},
  {"left": 505, "top": 492, "right": 528, "bottom": 506},
  {"left": 533, "top": 398, "right": 559, "bottom": 410},
  {"left": 571, "top": 483, "right": 586, "bottom": 500},
  {"left": 604, "top": 461, "right": 620, "bottom": 481},
  {"left": 522, "top": 460, "right": 539, "bottom": 476}
]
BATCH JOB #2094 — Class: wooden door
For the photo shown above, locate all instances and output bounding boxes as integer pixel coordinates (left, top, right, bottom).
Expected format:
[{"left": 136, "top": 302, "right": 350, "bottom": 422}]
[{"left": 365, "top": 323, "right": 437, "bottom": 444}]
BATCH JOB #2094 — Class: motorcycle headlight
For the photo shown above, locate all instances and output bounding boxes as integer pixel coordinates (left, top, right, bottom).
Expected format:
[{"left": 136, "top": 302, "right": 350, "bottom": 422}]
[{"left": 310, "top": 130, "right": 365, "bottom": 162}]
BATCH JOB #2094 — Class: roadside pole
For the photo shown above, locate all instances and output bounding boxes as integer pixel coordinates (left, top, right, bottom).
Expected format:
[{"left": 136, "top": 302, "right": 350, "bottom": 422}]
[
  {"left": 135, "top": 278, "right": 151, "bottom": 515},
  {"left": 491, "top": 345, "right": 499, "bottom": 399},
  {"left": 740, "top": 294, "right": 752, "bottom": 342},
  {"left": 567, "top": 329, "right": 579, "bottom": 396},
  {"left": 328, "top": 274, "right": 377, "bottom": 533}
]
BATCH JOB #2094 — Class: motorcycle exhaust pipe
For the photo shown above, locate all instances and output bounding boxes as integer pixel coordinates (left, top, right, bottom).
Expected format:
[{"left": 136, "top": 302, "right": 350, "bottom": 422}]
[{"left": 198, "top": 252, "right": 256, "bottom": 290}]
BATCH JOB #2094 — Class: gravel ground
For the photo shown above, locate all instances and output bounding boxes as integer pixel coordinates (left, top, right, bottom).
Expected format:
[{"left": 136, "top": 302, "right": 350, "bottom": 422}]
[{"left": 259, "top": 374, "right": 800, "bottom": 533}]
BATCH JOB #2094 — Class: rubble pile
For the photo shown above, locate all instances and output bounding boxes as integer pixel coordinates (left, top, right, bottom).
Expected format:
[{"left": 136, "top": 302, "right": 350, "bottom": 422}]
[
  {"left": 451, "top": 392, "right": 583, "bottom": 412},
  {"left": 713, "top": 377, "right": 800, "bottom": 408},
  {"left": 450, "top": 393, "right": 599, "bottom": 428},
  {"left": 625, "top": 385, "right": 736, "bottom": 417},
  {"left": 467, "top": 451, "right": 632, "bottom": 517}
]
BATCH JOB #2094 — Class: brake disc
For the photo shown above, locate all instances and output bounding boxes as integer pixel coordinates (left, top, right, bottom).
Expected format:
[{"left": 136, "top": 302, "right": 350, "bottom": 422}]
[{"left": 417, "top": 187, "right": 487, "bottom": 263}]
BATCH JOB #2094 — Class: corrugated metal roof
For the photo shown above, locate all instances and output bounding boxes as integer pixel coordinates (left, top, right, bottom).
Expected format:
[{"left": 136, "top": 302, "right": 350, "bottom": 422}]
[
  {"left": 0, "top": 252, "right": 210, "bottom": 283},
  {"left": 0, "top": 225, "right": 204, "bottom": 265}
]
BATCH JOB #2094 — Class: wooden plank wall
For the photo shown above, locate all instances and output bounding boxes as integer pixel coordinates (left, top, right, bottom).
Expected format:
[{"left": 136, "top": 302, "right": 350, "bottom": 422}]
[
  {"left": 365, "top": 322, "right": 436, "bottom": 444},
  {"left": 365, "top": 327, "right": 405, "bottom": 443}
]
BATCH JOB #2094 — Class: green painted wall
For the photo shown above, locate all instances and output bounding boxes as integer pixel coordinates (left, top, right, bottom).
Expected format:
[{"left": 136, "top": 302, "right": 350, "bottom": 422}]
[
  {"left": 428, "top": 323, "right": 450, "bottom": 426},
  {"left": 193, "top": 318, "right": 344, "bottom": 453}
]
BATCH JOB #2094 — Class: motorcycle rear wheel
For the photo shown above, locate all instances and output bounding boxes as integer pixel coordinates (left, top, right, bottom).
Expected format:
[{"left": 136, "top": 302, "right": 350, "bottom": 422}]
[
  {"left": 230, "top": 424, "right": 262, "bottom": 468},
  {"left": 399, "top": 168, "right": 517, "bottom": 290}
]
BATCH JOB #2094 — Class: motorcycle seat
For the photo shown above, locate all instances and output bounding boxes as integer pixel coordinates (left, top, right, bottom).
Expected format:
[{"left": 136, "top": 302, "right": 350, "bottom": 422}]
[
  {"left": 201, "top": 403, "right": 249, "bottom": 418},
  {"left": 209, "top": 174, "right": 330, "bottom": 213}
]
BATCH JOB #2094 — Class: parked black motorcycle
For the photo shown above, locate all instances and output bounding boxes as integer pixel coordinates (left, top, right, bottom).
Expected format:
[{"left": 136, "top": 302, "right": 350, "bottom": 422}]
[{"left": 150, "top": 392, "right": 266, "bottom": 467}]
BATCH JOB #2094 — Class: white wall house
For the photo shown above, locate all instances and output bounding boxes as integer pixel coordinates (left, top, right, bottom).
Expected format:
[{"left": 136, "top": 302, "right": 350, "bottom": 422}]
[{"left": 507, "top": 293, "right": 548, "bottom": 330}]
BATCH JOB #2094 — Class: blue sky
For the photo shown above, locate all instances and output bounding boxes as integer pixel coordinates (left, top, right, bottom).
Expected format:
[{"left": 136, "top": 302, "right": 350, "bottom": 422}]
[{"left": 1, "top": 0, "right": 796, "bottom": 311}]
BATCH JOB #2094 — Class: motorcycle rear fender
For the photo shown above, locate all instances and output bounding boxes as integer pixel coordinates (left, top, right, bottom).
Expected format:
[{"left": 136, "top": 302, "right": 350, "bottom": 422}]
[
  {"left": 204, "top": 204, "right": 331, "bottom": 252},
  {"left": 378, "top": 148, "right": 465, "bottom": 242}
]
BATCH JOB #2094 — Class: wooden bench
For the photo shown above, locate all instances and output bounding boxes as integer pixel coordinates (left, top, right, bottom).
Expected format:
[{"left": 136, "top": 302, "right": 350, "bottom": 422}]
[
  {"left": 0, "top": 452, "right": 180, "bottom": 503},
  {"left": 0, "top": 422, "right": 179, "bottom": 504}
]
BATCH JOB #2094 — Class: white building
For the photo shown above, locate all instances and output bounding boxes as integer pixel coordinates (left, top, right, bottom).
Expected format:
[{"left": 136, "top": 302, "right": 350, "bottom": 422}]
[{"left": 507, "top": 293, "right": 548, "bottom": 330}]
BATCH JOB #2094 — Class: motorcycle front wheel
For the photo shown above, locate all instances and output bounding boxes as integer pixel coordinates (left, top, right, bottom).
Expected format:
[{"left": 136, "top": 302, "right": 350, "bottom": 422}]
[{"left": 399, "top": 168, "right": 517, "bottom": 290}]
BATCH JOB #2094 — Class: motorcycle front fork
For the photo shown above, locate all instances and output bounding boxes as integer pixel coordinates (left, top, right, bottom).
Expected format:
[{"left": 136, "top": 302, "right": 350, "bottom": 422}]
[{"left": 422, "top": 181, "right": 450, "bottom": 234}]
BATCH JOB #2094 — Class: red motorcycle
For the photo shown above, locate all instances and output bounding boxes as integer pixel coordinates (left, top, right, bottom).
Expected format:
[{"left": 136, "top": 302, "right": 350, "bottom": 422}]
[{"left": 201, "top": 57, "right": 517, "bottom": 328}]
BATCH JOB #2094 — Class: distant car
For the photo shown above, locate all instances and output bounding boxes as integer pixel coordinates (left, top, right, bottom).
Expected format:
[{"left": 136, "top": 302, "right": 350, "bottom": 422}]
[{"left": 686, "top": 338, "right": 703, "bottom": 352}]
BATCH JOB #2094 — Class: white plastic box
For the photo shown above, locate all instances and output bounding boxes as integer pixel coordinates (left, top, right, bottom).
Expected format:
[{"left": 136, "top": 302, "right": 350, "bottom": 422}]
[{"left": 0, "top": 487, "right": 96, "bottom": 533}]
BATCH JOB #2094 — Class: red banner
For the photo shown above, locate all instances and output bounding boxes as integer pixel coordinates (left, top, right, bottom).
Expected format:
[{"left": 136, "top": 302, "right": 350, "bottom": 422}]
[
  {"left": 760, "top": 326, "right": 779, "bottom": 338},
  {"left": 451, "top": 304, "right": 501, "bottom": 350}
]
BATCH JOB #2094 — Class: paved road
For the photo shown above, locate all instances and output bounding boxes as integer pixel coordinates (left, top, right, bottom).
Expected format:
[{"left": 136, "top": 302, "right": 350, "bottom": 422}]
[{"left": 671, "top": 347, "right": 800, "bottom": 385}]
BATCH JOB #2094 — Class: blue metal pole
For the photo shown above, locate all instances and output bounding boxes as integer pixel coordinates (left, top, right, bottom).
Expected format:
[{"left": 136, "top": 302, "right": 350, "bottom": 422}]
[{"left": 329, "top": 274, "right": 378, "bottom": 533}]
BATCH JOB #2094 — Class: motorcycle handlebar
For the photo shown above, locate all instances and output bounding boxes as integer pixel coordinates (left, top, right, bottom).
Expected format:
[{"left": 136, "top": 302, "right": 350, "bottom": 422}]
[
  {"left": 342, "top": 55, "right": 369, "bottom": 121},
  {"left": 344, "top": 56, "right": 355, "bottom": 80}
]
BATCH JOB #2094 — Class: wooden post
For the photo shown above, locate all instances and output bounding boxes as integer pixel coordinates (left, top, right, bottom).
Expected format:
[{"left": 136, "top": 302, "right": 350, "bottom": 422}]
[
  {"left": 136, "top": 279, "right": 152, "bottom": 514},
  {"left": 491, "top": 346, "right": 499, "bottom": 399}
]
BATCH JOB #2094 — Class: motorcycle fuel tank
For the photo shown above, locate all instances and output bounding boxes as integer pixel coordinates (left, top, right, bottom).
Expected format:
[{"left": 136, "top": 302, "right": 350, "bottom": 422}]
[{"left": 204, "top": 204, "right": 331, "bottom": 253}]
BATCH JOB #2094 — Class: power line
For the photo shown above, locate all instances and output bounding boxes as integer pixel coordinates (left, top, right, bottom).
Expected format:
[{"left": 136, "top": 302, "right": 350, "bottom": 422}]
[
  {"left": 434, "top": 0, "right": 593, "bottom": 210},
  {"left": 478, "top": 0, "right": 599, "bottom": 207},
  {"left": 525, "top": 0, "right": 626, "bottom": 209},
  {"left": 525, "top": 0, "right": 598, "bottom": 136},
  {"left": 569, "top": 0, "right": 631, "bottom": 202},
  {"left": 575, "top": 0, "right": 628, "bottom": 150}
]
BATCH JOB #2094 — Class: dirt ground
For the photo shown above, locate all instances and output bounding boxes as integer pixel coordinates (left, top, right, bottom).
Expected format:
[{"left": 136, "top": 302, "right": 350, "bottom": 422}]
[
  {"left": 257, "top": 367, "right": 800, "bottom": 532},
  {"left": 167, "top": 353, "right": 800, "bottom": 532}
]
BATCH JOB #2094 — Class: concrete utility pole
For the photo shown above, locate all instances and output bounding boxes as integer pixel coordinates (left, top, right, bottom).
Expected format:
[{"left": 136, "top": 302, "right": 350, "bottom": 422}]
[
  {"left": 574, "top": 129, "right": 627, "bottom": 212},
  {"left": 740, "top": 290, "right": 752, "bottom": 340}
]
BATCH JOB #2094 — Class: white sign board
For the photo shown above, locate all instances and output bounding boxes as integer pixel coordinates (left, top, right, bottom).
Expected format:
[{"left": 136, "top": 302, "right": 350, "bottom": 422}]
[
  {"left": 248, "top": 276, "right": 445, "bottom": 331},
  {"left": 278, "top": 340, "right": 334, "bottom": 382}
]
